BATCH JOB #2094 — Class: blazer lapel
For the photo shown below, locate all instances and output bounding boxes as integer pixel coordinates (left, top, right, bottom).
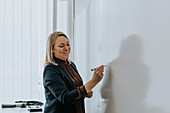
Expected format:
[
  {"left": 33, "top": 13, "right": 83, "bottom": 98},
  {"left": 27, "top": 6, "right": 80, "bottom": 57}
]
[{"left": 57, "top": 64, "right": 75, "bottom": 89}]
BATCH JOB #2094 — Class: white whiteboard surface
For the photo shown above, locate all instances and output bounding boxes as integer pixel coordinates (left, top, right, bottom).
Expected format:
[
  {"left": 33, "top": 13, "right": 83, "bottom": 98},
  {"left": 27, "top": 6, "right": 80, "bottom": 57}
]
[{"left": 74, "top": 0, "right": 170, "bottom": 113}]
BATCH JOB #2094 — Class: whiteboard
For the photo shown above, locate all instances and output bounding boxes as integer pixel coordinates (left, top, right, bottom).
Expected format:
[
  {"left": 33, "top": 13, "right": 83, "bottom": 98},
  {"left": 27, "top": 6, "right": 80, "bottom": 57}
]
[{"left": 74, "top": 0, "right": 170, "bottom": 113}]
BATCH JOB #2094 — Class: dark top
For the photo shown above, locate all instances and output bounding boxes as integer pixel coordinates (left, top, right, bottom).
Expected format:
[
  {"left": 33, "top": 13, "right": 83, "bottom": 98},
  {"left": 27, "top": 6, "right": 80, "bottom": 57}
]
[{"left": 43, "top": 57, "right": 87, "bottom": 113}]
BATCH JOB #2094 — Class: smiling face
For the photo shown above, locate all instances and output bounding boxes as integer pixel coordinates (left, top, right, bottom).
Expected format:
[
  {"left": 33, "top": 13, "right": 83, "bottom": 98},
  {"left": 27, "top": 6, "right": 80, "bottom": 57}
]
[{"left": 53, "top": 36, "right": 71, "bottom": 60}]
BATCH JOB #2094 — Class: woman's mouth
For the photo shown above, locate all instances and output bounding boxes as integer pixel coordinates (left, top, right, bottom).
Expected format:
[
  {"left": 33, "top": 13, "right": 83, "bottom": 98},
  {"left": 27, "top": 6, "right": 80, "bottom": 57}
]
[{"left": 63, "top": 52, "right": 69, "bottom": 54}]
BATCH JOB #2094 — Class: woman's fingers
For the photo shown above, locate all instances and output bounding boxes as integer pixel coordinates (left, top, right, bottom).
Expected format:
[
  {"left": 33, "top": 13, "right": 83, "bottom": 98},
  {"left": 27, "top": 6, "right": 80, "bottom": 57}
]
[
  {"left": 95, "top": 65, "right": 104, "bottom": 71},
  {"left": 95, "top": 65, "right": 104, "bottom": 75},
  {"left": 86, "top": 91, "right": 93, "bottom": 98},
  {"left": 92, "top": 65, "right": 104, "bottom": 83},
  {"left": 95, "top": 65, "right": 104, "bottom": 72}
]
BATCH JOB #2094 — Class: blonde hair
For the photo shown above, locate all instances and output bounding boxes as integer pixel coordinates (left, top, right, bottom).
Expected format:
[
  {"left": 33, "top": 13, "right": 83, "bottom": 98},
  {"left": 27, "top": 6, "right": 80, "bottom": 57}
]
[{"left": 44, "top": 31, "right": 68, "bottom": 67}]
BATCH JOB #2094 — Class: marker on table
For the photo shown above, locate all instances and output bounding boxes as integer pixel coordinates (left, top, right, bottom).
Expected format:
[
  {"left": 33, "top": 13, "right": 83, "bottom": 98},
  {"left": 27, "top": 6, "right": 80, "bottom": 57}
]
[{"left": 91, "top": 65, "right": 107, "bottom": 71}]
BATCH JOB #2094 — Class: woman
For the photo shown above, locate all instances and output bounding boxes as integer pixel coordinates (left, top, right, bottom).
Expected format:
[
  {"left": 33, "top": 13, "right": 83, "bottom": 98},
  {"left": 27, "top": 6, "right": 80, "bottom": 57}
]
[{"left": 43, "top": 31, "right": 104, "bottom": 113}]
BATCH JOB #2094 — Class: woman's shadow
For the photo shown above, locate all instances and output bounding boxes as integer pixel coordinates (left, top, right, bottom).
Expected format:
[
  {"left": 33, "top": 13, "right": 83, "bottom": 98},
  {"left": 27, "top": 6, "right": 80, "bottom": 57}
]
[{"left": 101, "top": 35, "right": 162, "bottom": 113}]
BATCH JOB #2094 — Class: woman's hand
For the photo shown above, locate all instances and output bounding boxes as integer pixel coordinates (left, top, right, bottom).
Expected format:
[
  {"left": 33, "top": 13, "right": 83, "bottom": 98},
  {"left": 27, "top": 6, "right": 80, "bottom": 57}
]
[
  {"left": 86, "top": 91, "right": 93, "bottom": 98},
  {"left": 91, "top": 65, "right": 104, "bottom": 83},
  {"left": 84, "top": 65, "right": 104, "bottom": 93}
]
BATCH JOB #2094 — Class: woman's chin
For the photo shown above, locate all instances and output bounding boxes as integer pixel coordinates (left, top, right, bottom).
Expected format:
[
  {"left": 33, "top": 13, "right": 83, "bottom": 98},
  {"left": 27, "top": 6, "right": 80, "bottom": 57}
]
[{"left": 64, "top": 55, "right": 69, "bottom": 59}]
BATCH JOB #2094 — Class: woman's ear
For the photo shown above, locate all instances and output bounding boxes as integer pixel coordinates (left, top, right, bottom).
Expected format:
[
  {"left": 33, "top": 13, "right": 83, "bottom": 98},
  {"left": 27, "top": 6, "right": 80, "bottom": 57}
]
[{"left": 52, "top": 48, "right": 54, "bottom": 52}]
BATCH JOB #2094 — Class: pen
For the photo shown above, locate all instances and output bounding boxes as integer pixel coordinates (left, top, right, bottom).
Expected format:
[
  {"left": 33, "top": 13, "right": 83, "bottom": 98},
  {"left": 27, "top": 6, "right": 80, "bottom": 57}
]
[{"left": 91, "top": 65, "right": 107, "bottom": 71}]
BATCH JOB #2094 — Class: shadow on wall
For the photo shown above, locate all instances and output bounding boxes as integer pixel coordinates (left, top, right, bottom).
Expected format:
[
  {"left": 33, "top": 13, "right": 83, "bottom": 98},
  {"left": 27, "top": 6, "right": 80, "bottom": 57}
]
[{"left": 100, "top": 35, "right": 163, "bottom": 113}]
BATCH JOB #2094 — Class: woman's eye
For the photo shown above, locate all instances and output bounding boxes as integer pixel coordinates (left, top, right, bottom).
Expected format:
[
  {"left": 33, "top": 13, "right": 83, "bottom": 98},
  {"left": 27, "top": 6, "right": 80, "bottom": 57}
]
[
  {"left": 59, "top": 45, "right": 64, "bottom": 48},
  {"left": 58, "top": 44, "right": 70, "bottom": 48}
]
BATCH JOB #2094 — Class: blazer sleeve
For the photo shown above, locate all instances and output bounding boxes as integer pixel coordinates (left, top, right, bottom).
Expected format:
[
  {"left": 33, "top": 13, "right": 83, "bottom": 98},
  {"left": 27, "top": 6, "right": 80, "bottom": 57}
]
[{"left": 43, "top": 66, "right": 82, "bottom": 105}]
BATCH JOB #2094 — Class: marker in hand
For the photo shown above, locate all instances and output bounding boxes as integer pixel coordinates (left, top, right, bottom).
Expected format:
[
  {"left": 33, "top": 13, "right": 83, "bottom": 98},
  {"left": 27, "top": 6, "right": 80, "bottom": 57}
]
[{"left": 91, "top": 65, "right": 107, "bottom": 71}]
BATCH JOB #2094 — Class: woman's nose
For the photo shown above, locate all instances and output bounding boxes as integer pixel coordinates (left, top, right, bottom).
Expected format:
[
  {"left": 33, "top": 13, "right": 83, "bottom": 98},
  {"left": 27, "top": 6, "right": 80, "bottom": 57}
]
[{"left": 64, "top": 45, "right": 68, "bottom": 50}]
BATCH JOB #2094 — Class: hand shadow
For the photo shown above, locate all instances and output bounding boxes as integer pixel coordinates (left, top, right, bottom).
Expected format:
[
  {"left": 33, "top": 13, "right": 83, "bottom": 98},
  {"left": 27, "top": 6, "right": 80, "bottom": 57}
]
[{"left": 101, "top": 35, "right": 163, "bottom": 113}]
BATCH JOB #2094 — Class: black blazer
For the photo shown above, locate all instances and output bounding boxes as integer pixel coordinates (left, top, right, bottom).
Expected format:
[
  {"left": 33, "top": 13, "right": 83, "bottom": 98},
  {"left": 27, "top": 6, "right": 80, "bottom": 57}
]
[{"left": 43, "top": 61, "right": 84, "bottom": 113}]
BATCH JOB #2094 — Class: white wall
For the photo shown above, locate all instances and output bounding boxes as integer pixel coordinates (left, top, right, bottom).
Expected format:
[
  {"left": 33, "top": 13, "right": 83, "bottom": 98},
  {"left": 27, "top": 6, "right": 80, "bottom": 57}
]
[
  {"left": 0, "top": 0, "right": 49, "bottom": 108},
  {"left": 74, "top": 0, "right": 170, "bottom": 113},
  {"left": 0, "top": 0, "right": 74, "bottom": 112},
  {"left": 56, "top": 0, "right": 74, "bottom": 60},
  {"left": 0, "top": 0, "right": 74, "bottom": 111}
]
